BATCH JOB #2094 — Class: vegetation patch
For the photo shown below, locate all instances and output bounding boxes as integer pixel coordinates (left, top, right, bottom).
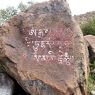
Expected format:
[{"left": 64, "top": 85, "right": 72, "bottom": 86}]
[
  {"left": 88, "top": 61, "right": 95, "bottom": 93},
  {"left": 81, "top": 17, "right": 95, "bottom": 36}
]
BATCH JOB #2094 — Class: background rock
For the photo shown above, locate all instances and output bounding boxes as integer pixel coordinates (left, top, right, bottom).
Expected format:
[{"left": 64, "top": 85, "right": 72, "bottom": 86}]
[
  {"left": 0, "top": 73, "right": 14, "bottom": 95},
  {"left": 84, "top": 35, "right": 95, "bottom": 62}
]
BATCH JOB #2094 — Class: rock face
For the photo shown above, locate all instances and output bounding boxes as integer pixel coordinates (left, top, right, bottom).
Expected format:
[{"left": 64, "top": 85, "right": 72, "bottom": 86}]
[
  {"left": 0, "top": 73, "right": 14, "bottom": 95},
  {"left": 0, "top": 0, "right": 88, "bottom": 95},
  {"left": 84, "top": 35, "right": 95, "bottom": 62}
]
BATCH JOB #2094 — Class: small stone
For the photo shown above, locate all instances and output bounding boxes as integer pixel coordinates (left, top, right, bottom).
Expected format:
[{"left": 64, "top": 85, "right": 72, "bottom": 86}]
[
  {"left": 91, "top": 69, "right": 95, "bottom": 74},
  {"left": 91, "top": 91, "right": 95, "bottom": 95}
]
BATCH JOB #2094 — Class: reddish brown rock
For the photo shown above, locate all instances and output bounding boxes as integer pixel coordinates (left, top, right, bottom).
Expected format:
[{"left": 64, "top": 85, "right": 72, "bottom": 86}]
[{"left": 0, "top": 0, "right": 88, "bottom": 95}]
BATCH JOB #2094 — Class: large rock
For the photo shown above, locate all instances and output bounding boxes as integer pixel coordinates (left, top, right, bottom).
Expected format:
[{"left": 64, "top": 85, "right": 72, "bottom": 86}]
[
  {"left": 0, "top": 0, "right": 88, "bottom": 95},
  {"left": 84, "top": 35, "right": 95, "bottom": 62},
  {"left": 0, "top": 73, "right": 14, "bottom": 95}
]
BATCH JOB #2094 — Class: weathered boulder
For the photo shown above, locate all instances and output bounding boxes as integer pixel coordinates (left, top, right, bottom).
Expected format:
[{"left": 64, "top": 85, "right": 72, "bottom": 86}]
[
  {"left": 0, "top": 73, "right": 14, "bottom": 95},
  {"left": 0, "top": 0, "right": 88, "bottom": 95},
  {"left": 84, "top": 35, "right": 95, "bottom": 62}
]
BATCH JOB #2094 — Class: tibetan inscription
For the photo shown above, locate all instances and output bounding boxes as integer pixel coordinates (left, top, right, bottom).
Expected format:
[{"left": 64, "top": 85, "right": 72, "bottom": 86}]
[{"left": 23, "top": 27, "right": 74, "bottom": 65}]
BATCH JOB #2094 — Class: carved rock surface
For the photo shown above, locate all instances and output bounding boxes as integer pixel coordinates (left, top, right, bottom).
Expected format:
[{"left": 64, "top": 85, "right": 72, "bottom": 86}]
[{"left": 0, "top": 0, "right": 88, "bottom": 95}]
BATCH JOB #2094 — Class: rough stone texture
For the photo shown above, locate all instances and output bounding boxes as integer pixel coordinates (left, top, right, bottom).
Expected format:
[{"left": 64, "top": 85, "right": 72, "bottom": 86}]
[
  {"left": 0, "top": 73, "right": 14, "bottom": 95},
  {"left": 84, "top": 35, "right": 95, "bottom": 62},
  {"left": 0, "top": 0, "right": 88, "bottom": 95}
]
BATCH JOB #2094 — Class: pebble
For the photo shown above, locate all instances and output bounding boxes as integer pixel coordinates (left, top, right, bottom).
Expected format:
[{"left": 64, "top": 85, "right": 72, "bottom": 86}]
[{"left": 91, "top": 91, "right": 95, "bottom": 95}]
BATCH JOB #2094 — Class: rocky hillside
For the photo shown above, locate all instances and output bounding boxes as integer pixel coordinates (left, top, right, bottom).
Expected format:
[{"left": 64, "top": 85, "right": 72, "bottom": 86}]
[{"left": 74, "top": 11, "right": 95, "bottom": 25}]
